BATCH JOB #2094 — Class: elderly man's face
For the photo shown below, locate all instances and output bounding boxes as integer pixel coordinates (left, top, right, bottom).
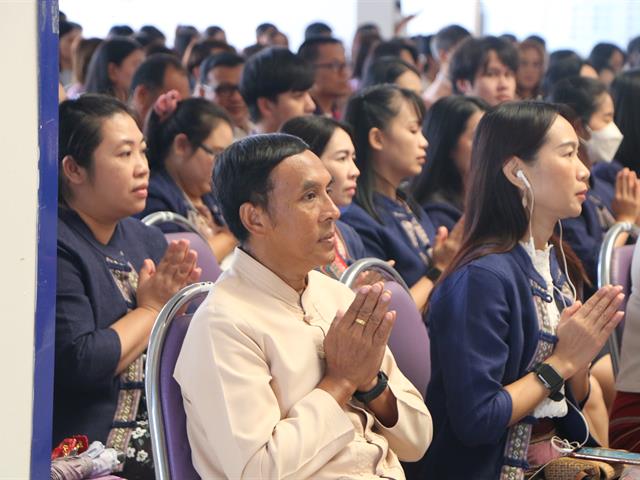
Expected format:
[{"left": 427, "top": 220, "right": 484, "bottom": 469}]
[{"left": 261, "top": 150, "right": 340, "bottom": 270}]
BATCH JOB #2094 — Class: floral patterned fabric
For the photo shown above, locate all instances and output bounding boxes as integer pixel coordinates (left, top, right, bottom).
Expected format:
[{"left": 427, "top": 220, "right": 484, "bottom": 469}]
[
  {"left": 105, "top": 254, "right": 154, "bottom": 479},
  {"left": 120, "top": 387, "right": 154, "bottom": 479}
]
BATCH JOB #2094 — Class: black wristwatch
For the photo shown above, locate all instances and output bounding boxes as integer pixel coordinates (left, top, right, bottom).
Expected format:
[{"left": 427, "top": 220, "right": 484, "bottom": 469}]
[
  {"left": 533, "top": 363, "right": 565, "bottom": 401},
  {"left": 425, "top": 265, "right": 442, "bottom": 282},
  {"left": 354, "top": 371, "right": 389, "bottom": 403}
]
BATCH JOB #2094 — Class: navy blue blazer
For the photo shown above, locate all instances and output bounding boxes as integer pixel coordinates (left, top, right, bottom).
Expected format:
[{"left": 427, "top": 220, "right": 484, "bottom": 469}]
[
  {"left": 421, "top": 245, "right": 595, "bottom": 479},
  {"left": 54, "top": 207, "right": 167, "bottom": 445},
  {"left": 341, "top": 193, "right": 437, "bottom": 288},
  {"left": 591, "top": 160, "right": 623, "bottom": 188}
]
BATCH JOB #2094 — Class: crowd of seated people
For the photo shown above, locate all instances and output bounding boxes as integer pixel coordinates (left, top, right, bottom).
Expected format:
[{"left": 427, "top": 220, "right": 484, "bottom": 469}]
[{"left": 55, "top": 12, "right": 640, "bottom": 479}]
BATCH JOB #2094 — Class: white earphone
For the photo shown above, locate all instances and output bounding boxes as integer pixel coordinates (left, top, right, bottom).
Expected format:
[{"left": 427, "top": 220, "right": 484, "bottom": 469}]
[
  {"left": 516, "top": 169, "right": 532, "bottom": 190},
  {"left": 511, "top": 169, "right": 586, "bottom": 463},
  {"left": 516, "top": 168, "right": 578, "bottom": 304}
]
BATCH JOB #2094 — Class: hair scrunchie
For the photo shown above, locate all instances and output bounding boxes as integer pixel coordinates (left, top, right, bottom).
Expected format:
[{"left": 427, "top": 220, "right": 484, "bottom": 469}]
[{"left": 153, "top": 89, "right": 182, "bottom": 122}]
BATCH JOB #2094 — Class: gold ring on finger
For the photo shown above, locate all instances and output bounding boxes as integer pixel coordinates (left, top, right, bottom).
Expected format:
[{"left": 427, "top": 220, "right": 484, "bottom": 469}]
[{"left": 354, "top": 318, "right": 367, "bottom": 326}]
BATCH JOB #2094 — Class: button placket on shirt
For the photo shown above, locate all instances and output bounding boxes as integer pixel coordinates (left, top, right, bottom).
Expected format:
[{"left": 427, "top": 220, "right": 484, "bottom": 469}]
[{"left": 299, "top": 299, "right": 328, "bottom": 360}]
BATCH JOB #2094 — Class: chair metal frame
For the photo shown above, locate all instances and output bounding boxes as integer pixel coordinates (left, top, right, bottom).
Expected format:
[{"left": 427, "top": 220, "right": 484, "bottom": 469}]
[
  {"left": 146, "top": 281, "right": 214, "bottom": 480},
  {"left": 142, "top": 211, "right": 209, "bottom": 241},
  {"left": 597, "top": 221, "right": 640, "bottom": 375},
  {"left": 339, "top": 257, "right": 410, "bottom": 292}
]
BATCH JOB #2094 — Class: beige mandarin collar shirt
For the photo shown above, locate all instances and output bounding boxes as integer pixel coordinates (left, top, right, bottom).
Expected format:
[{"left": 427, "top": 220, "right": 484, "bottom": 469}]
[{"left": 174, "top": 248, "right": 432, "bottom": 479}]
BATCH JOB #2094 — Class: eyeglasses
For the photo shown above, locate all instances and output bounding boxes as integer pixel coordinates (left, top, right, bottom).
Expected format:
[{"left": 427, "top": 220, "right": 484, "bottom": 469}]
[
  {"left": 198, "top": 144, "right": 223, "bottom": 157},
  {"left": 314, "top": 61, "right": 349, "bottom": 74},
  {"left": 203, "top": 82, "right": 240, "bottom": 97}
]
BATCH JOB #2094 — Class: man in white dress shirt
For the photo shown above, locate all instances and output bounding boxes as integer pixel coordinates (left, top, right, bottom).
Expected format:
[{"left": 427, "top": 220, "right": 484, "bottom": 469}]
[{"left": 174, "top": 133, "right": 432, "bottom": 479}]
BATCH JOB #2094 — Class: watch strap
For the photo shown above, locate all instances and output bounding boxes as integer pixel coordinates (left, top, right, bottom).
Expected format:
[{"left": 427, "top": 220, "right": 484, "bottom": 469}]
[
  {"left": 533, "top": 363, "right": 565, "bottom": 401},
  {"left": 353, "top": 371, "right": 388, "bottom": 403},
  {"left": 425, "top": 265, "right": 442, "bottom": 282}
]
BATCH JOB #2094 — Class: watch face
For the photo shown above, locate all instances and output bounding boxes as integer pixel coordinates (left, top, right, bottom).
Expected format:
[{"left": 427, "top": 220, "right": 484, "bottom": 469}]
[
  {"left": 426, "top": 266, "right": 441, "bottom": 281},
  {"left": 535, "top": 363, "right": 564, "bottom": 396}
]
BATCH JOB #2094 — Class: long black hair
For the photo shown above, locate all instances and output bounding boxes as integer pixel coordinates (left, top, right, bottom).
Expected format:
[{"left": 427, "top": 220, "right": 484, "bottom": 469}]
[
  {"left": 611, "top": 69, "right": 640, "bottom": 172},
  {"left": 541, "top": 50, "right": 588, "bottom": 98},
  {"left": 280, "top": 115, "right": 353, "bottom": 158},
  {"left": 588, "top": 42, "right": 625, "bottom": 73},
  {"left": 361, "top": 56, "right": 421, "bottom": 89},
  {"left": 411, "top": 96, "right": 488, "bottom": 209},
  {"left": 84, "top": 37, "right": 142, "bottom": 98},
  {"left": 441, "top": 101, "right": 587, "bottom": 288},
  {"left": 343, "top": 84, "right": 425, "bottom": 224},
  {"left": 548, "top": 76, "right": 607, "bottom": 126}
]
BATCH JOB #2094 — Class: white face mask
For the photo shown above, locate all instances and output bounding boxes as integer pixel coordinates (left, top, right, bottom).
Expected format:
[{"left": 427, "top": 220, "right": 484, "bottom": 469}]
[{"left": 585, "top": 122, "right": 623, "bottom": 164}]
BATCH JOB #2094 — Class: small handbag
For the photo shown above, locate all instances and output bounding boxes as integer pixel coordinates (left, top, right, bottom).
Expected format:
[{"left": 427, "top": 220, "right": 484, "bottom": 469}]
[{"left": 541, "top": 456, "right": 622, "bottom": 480}]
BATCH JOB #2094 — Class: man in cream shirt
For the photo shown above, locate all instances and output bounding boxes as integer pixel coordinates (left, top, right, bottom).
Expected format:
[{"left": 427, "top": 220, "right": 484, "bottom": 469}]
[{"left": 174, "top": 133, "right": 432, "bottom": 479}]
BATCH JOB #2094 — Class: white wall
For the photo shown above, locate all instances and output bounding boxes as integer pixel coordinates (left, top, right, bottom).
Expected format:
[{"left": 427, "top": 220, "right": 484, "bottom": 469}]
[
  {"left": 61, "top": 0, "right": 639, "bottom": 59},
  {"left": 482, "top": 0, "right": 640, "bottom": 56},
  {"left": 59, "top": 0, "right": 358, "bottom": 52},
  {"left": 356, "top": 0, "right": 396, "bottom": 39},
  {"left": 0, "top": 0, "right": 38, "bottom": 478},
  {"left": 404, "top": 0, "right": 639, "bottom": 56},
  {"left": 403, "top": 0, "right": 479, "bottom": 36}
]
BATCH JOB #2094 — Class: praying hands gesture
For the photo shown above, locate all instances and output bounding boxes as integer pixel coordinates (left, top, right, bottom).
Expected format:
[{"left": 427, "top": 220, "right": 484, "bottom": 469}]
[
  {"left": 506, "top": 285, "right": 624, "bottom": 427},
  {"left": 318, "top": 282, "right": 399, "bottom": 425},
  {"left": 611, "top": 168, "right": 640, "bottom": 224},
  {"left": 137, "top": 239, "right": 202, "bottom": 314},
  {"left": 547, "top": 285, "right": 624, "bottom": 379},
  {"left": 111, "top": 239, "right": 201, "bottom": 374},
  {"left": 432, "top": 216, "right": 465, "bottom": 271}
]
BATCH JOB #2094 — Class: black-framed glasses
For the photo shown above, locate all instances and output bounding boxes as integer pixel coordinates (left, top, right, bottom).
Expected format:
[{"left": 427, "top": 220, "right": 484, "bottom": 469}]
[
  {"left": 198, "top": 144, "right": 223, "bottom": 157},
  {"left": 203, "top": 82, "right": 240, "bottom": 97},
  {"left": 314, "top": 61, "right": 349, "bottom": 73}
]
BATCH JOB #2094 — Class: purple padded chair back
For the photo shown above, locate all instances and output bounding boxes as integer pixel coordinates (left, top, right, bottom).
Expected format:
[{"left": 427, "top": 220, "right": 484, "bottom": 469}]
[
  {"left": 597, "top": 222, "right": 640, "bottom": 376},
  {"left": 165, "top": 232, "right": 222, "bottom": 283},
  {"left": 147, "top": 282, "right": 212, "bottom": 480},
  {"left": 340, "top": 259, "right": 429, "bottom": 396},
  {"left": 611, "top": 245, "right": 635, "bottom": 312},
  {"left": 385, "top": 281, "right": 431, "bottom": 397},
  {"left": 160, "top": 314, "right": 200, "bottom": 480}
]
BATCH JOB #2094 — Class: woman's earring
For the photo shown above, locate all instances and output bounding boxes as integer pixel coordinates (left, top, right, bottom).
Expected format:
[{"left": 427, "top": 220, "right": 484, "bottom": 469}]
[{"left": 522, "top": 192, "right": 528, "bottom": 208}]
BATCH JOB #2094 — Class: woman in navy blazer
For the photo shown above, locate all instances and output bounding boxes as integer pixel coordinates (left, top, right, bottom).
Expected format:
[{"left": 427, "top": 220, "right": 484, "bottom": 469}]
[
  {"left": 340, "top": 85, "right": 461, "bottom": 311},
  {"left": 56, "top": 95, "right": 200, "bottom": 478},
  {"left": 549, "top": 76, "right": 640, "bottom": 412},
  {"left": 411, "top": 96, "right": 488, "bottom": 232},
  {"left": 422, "top": 102, "right": 624, "bottom": 478},
  {"left": 549, "top": 76, "right": 640, "bottom": 292}
]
